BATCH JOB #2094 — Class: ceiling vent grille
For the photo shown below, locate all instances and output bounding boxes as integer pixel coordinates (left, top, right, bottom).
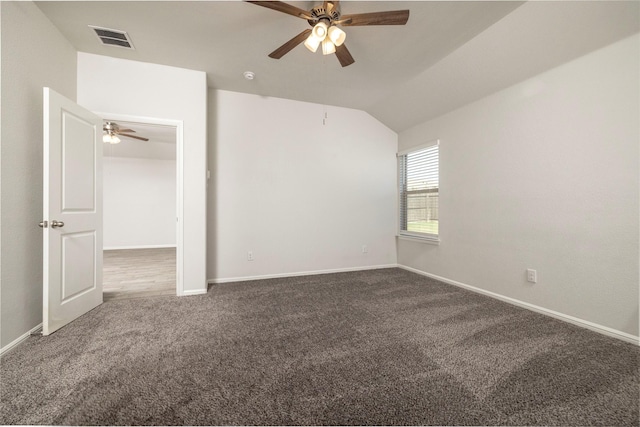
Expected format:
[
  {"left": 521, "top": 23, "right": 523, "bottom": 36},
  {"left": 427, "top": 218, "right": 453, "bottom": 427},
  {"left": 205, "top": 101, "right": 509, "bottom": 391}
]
[{"left": 89, "top": 25, "right": 135, "bottom": 49}]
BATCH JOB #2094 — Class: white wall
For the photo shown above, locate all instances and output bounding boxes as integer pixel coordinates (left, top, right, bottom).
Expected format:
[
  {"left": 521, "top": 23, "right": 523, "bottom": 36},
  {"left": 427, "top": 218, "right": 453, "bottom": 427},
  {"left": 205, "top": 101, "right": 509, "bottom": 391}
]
[
  {"left": 208, "top": 90, "right": 398, "bottom": 281},
  {"left": 0, "top": 2, "right": 78, "bottom": 349},
  {"left": 397, "top": 35, "right": 639, "bottom": 338},
  {"left": 77, "top": 53, "right": 207, "bottom": 295},
  {"left": 103, "top": 157, "right": 176, "bottom": 249}
]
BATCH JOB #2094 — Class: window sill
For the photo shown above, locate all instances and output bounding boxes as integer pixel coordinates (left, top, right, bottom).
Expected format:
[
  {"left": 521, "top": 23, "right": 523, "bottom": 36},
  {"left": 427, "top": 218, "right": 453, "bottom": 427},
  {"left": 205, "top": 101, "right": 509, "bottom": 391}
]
[{"left": 396, "top": 235, "right": 440, "bottom": 245}]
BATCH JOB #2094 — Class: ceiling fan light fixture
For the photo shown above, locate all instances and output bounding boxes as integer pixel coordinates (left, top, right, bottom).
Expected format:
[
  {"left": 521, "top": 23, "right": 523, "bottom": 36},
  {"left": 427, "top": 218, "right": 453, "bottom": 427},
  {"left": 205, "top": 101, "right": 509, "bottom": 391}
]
[
  {"left": 249, "top": 1, "right": 409, "bottom": 67},
  {"left": 103, "top": 132, "right": 121, "bottom": 144},
  {"left": 321, "top": 38, "right": 336, "bottom": 55},
  {"left": 312, "top": 21, "right": 328, "bottom": 40},
  {"left": 327, "top": 26, "right": 346, "bottom": 47},
  {"left": 304, "top": 33, "right": 321, "bottom": 53}
]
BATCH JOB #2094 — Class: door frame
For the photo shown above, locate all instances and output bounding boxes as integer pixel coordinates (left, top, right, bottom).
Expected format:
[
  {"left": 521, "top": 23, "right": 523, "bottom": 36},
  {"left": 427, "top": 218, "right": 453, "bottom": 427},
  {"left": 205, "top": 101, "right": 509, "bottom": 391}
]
[{"left": 97, "top": 112, "right": 185, "bottom": 296}]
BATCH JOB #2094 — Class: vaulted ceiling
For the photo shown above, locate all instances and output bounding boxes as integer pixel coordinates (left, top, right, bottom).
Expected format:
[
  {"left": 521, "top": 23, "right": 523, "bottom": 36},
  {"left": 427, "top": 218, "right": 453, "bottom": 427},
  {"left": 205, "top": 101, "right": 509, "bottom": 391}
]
[{"left": 36, "top": 1, "right": 640, "bottom": 132}]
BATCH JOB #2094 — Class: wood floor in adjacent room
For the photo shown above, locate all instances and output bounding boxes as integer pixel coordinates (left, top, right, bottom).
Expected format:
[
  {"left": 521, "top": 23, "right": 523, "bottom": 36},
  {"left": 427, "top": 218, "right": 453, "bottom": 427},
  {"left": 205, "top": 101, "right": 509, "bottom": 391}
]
[{"left": 103, "top": 248, "right": 176, "bottom": 301}]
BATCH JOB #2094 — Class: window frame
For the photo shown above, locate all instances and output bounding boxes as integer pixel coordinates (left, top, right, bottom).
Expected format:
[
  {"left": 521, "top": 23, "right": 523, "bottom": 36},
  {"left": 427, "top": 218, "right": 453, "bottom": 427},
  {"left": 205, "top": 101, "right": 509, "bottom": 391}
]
[{"left": 397, "top": 140, "right": 440, "bottom": 244}]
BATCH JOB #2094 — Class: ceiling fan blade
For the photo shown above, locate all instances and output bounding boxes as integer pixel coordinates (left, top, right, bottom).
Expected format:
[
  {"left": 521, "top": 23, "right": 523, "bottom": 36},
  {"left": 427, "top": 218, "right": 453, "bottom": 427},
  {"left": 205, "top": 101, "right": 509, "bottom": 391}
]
[
  {"left": 269, "top": 29, "right": 312, "bottom": 59},
  {"left": 246, "top": 1, "right": 312, "bottom": 20},
  {"left": 324, "top": 0, "right": 340, "bottom": 16},
  {"left": 339, "top": 10, "right": 409, "bottom": 26},
  {"left": 335, "top": 43, "right": 355, "bottom": 67},
  {"left": 116, "top": 128, "right": 135, "bottom": 133},
  {"left": 323, "top": 1, "right": 339, "bottom": 11},
  {"left": 118, "top": 133, "right": 149, "bottom": 141}
]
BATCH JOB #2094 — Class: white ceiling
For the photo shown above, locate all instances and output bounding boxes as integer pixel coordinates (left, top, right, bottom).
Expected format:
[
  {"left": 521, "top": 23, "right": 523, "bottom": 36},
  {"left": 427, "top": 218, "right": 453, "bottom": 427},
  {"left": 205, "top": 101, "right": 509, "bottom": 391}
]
[{"left": 37, "top": 1, "right": 640, "bottom": 133}]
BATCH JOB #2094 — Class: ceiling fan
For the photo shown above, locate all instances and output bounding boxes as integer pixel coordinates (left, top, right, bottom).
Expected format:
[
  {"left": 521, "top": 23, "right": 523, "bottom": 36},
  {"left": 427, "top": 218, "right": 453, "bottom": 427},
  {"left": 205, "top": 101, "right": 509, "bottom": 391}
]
[
  {"left": 247, "top": 0, "right": 409, "bottom": 67},
  {"left": 102, "top": 121, "right": 149, "bottom": 144}
]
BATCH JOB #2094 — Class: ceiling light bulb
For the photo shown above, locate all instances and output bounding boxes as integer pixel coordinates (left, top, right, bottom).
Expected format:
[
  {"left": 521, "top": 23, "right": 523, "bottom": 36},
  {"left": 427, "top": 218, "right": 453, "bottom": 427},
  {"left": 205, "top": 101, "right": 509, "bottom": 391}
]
[
  {"left": 327, "top": 26, "right": 346, "bottom": 47},
  {"left": 110, "top": 135, "right": 121, "bottom": 144},
  {"left": 103, "top": 133, "right": 111, "bottom": 143},
  {"left": 322, "top": 38, "right": 336, "bottom": 55},
  {"left": 312, "top": 21, "right": 328, "bottom": 40},
  {"left": 304, "top": 33, "right": 321, "bottom": 53}
]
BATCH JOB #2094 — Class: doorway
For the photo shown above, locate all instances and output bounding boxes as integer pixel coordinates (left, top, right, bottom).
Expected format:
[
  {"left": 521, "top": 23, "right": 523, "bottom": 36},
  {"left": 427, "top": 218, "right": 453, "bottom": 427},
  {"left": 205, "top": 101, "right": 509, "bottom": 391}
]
[{"left": 99, "top": 115, "right": 184, "bottom": 300}]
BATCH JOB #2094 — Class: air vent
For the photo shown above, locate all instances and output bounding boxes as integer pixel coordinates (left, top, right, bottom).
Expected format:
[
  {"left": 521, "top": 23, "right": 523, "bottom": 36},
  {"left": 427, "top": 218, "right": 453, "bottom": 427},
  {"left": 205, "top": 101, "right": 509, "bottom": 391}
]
[{"left": 89, "top": 25, "right": 135, "bottom": 49}]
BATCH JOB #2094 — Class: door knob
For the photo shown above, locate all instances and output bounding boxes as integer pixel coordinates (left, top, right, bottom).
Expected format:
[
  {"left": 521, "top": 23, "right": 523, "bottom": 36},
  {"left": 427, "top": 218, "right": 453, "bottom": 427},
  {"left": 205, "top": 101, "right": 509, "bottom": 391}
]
[
  {"left": 38, "top": 221, "right": 48, "bottom": 228},
  {"left": 50, "top": 220, "right": 64, "bottom": 228}
]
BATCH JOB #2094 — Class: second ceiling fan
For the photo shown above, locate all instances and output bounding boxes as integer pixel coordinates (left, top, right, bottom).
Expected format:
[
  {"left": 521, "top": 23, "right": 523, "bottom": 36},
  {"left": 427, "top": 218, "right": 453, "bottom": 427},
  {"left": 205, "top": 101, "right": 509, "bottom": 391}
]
[
  {"left": 247, "top": 0, "right": 410, "bottom": 67},
  {"left": 103, "top": 121, "right": 149, "bottom": 144}
]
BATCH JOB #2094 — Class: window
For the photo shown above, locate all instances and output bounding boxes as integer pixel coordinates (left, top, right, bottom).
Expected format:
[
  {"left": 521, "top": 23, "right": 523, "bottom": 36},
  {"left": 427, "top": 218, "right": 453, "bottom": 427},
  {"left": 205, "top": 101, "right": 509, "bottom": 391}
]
[{"left": 398, "top": 141, "right": 439, "bottom": 241}]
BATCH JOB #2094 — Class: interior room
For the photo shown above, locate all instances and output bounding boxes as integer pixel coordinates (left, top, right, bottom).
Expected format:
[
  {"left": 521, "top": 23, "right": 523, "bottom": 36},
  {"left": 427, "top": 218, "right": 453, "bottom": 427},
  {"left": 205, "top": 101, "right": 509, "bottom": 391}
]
[
  {"left": 102, "top": 119, "right": 178, "bottom": 300},
  {"left": 1, "top": 1, "right": 638, "bottom": 425}
]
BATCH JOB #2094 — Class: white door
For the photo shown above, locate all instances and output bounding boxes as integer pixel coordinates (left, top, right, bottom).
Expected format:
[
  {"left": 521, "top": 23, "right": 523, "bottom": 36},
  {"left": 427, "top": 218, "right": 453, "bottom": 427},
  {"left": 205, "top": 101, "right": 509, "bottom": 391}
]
[{"left": 42, "top": 87, "right": 103, "bottom": 335}]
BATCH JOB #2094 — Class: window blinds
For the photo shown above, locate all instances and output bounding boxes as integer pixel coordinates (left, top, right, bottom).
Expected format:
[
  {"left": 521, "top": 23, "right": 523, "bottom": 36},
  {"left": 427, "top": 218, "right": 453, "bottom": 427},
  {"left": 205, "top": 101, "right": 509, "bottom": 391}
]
[{"left": 398, "top": 143, "right": 439, "bottom": 238}]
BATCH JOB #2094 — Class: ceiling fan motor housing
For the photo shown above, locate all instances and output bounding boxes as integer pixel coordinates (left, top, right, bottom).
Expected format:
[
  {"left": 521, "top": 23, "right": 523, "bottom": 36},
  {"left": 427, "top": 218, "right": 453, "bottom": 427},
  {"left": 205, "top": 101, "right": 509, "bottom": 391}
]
[
  {"left": 307, "top": 2, "right": 340, "bottom": 26},
  {"left": 103, "top": 121, "right": 119, "bottom": 133}
]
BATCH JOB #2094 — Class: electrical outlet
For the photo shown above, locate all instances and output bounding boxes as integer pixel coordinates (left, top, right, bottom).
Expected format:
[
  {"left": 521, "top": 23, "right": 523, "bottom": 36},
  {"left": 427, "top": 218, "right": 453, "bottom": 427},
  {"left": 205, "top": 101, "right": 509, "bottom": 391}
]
[
  {"left": 247, "top": 251, "right": 254, "bottom": 261},
  {"left": 362, "top": 245, "right": 368, "bottom": 254},
  {"left": 526, "top": 269, "right": 537, "bottom": 283}
]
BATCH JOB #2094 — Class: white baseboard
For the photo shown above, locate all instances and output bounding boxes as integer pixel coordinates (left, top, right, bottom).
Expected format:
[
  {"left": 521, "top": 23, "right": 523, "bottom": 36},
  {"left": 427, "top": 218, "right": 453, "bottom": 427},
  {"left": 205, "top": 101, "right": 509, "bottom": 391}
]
[
  {"left": 180, "top": 289, "right": 207, "bottom": 296},
  {"left": 208, "top": 264, "right": 399, "bottom": 285},
  {"left": 1, "top": 323, "right": 42, "bottom": 357},
  {"left": 398, "top": 265, "right": 639, "bottom": 346},
  {"left": 104, "top": 244, "right": 176, "bottom": 251}
]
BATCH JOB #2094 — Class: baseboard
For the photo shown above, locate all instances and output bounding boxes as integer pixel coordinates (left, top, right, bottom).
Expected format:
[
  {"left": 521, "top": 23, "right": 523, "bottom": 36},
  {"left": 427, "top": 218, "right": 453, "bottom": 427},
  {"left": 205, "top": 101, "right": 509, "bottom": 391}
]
[
  {"left": 208, "top": 264, "right": 399, "bottom": 285},
  {"left": 180, "top": 289, "right": 207, "bottom": 296},
  {"left": 1, "top": 323, "right": 43, "bottom": 357},
  {"left": 398, "top": 265, "right": 639, "bottom": 346},
  {"left": 104, "top": 244, "right": 176, "bottom": 251}
]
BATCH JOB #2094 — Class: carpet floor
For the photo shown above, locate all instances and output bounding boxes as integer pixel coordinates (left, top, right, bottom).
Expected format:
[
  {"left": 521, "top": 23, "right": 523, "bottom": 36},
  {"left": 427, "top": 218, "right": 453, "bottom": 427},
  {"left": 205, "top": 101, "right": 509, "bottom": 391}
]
[{"left": 1, "top": 268, "right": 638, "bottom": 425}]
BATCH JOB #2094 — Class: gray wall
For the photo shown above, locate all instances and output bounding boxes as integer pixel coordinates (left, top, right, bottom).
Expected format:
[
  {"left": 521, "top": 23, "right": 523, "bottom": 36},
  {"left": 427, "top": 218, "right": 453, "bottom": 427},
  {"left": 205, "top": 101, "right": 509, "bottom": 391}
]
[
  {"left": 206, "top": 90, "right": 398, "bottom": 282},
  {"left": 1, "top": 1, "right": 78, "bottom": 348},
  {"left": 397, "top": 35, "right": 639, "bottom": 338}
]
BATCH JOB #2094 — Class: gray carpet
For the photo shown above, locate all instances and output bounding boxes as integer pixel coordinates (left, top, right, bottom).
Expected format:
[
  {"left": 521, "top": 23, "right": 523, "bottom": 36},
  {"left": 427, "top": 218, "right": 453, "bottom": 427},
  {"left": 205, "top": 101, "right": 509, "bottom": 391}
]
[{"left": 1, "top": 268, "right": 638, "bottom": 425}]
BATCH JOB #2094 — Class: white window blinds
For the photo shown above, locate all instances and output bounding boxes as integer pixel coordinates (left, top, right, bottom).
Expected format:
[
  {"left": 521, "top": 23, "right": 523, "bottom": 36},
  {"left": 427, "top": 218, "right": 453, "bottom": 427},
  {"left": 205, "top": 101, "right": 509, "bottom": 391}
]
[{"left": 398, "top": 142, "right": 439, "bottom": 239}]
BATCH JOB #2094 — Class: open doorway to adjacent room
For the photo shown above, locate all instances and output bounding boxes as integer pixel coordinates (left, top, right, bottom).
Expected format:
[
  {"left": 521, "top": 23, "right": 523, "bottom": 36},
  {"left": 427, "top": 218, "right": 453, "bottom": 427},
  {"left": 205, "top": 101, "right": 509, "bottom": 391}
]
[{"left": 101, "top": 118, "right": 180, "bottom": 301}]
